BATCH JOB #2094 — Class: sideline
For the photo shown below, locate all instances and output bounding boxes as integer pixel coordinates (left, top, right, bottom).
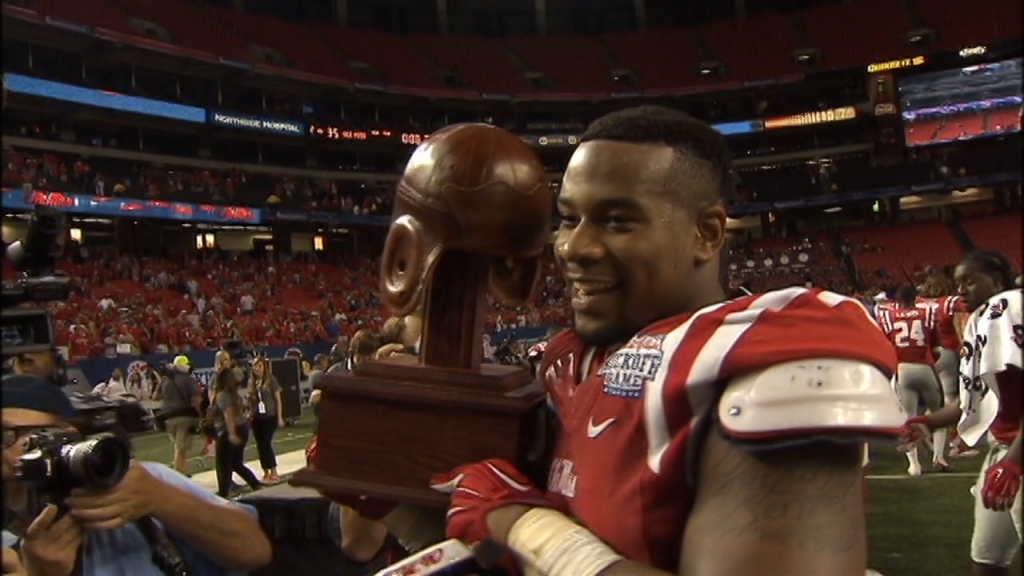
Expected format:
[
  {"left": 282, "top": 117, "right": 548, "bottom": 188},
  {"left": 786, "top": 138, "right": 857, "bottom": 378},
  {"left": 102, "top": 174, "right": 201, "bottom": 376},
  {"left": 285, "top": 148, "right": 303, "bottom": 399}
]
[{"left": 191, "top": 449, "right": 308, "bottom": 491}]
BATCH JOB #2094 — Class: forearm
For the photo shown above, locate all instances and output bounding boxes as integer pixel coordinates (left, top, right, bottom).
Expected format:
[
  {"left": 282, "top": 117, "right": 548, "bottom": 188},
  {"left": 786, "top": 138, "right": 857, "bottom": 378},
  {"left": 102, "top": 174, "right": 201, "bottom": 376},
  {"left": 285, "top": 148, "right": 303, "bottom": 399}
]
[
  {"left": 923, "top": 402, "right": 962, "bottom": 429},
  {"left": 1005, "top": 420, "right": 1024, "bottom": 465},
  {"left": 149, "top": 482, "right": 271, "bottom": 570}
]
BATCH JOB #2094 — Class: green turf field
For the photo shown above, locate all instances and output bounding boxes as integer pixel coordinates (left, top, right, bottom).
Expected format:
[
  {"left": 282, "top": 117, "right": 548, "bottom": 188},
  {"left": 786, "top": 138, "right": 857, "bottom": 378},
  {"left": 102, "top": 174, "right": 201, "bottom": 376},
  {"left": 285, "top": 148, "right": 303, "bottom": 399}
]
[
  {"left": 129, "top": 419, "right": 1020, "bottom": 575},
  {"left": 130, "top": 410, "right": 319, "bottom": 474}
]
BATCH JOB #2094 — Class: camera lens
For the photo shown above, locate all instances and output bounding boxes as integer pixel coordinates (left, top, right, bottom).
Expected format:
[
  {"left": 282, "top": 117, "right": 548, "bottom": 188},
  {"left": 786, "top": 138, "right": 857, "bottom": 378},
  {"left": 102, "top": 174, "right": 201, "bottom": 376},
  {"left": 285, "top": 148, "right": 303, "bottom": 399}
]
[{"left": 64, "top": 434, "right": 131, "bottom": 489}]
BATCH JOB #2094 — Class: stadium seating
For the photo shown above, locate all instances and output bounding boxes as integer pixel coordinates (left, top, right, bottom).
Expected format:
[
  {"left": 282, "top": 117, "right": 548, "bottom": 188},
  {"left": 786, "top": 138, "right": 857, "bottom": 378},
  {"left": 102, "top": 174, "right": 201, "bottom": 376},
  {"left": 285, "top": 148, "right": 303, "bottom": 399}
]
[
  {"left": 700, "top": 11, "right": 801, "bottom": 82},
  {"left": 409, "top": 34, "right": 534, "bottom": 94},
  {"left": 961, "top": 212, "right": 1024, "bottom": 269},
  {"left": 1, "top": 148, "right": 394, "bottom": 214},
  {"left": 115, "top": 0, "right": 251, "bottom": 61},
  {"left": 801, "top": 0, "right": 917, "bottom": 71},
  {"left": 842, "top": 221, "right": 965, "bottom": 287},
  {"left": 8, "top": 0, "right": 1019, "bottom": 96},
  {"left": 207, "top": 6, "right": 354, "bottom": 81},
  {"left": 601, "top": 28, "right": 705, "bottom": 92},
  {"left": 916, "top": 0, "right": 1022, "bottom": 53},
  {"left": 504, "top": 34, "right": 618, "bottom": 93}
]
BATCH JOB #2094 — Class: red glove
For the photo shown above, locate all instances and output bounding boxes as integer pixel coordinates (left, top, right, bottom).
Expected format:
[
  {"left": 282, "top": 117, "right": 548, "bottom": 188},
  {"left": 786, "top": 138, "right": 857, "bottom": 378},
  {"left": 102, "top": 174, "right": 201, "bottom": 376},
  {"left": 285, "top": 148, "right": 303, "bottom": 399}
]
[
  {"left": 429, "top": 459, "right": 552, "bottom": 545},
  {"left": 981, "top": 458, "right": 1023, "bottom": 511},
  {"left": 897, "top": 416, "right": 931, "bottom": 452}
]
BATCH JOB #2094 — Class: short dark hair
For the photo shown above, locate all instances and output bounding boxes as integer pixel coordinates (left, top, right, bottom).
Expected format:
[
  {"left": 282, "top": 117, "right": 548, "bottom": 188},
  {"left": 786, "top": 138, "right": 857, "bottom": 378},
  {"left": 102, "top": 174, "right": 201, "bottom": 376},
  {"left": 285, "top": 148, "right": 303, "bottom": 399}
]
[
  {"left": 895, "top": 285, "right": 918, "bottom": 305},
  {"left": 962, "top": 250, "right": 1015, "bottom": 290},
  {"left": 579, "top": 105, "right": 735, "bottom": 208}
]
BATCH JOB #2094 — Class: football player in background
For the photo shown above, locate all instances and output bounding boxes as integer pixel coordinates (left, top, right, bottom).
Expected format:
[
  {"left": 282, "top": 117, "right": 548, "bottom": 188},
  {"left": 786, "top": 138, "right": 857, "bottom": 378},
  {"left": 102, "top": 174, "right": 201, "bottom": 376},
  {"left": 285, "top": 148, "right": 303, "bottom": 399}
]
[
  {"left": 878, "top": 285, "right": 946, "bottom": 475},
  {"left": 920, "top": 275, "right": 973, "bottom": 460},
  {"left": 430, "top": 106, "right": 905, "bottom": 576},
  {"left": 903, "top": 250, "right": 1022, "bottom": 576}
]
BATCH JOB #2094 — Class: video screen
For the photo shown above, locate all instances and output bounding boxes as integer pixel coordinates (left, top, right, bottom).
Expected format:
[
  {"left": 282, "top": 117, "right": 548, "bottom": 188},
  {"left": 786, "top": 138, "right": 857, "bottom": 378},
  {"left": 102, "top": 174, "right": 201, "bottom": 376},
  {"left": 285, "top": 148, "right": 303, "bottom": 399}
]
[{"left": 898, "top": 57, "right": 1022, "bottom": 147}]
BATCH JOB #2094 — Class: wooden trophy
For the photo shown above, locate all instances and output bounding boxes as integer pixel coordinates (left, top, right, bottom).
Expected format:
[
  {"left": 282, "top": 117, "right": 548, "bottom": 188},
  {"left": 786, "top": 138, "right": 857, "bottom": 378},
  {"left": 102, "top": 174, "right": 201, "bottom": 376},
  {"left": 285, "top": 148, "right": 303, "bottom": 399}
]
[{"left": 291, "top": 124, "right": 554, "bottom": 510}]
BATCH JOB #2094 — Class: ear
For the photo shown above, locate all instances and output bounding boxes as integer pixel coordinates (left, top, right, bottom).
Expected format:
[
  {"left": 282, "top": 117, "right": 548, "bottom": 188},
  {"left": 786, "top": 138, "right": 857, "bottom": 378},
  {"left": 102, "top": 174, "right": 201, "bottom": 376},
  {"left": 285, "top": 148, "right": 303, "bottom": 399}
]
[{"left": 693, "top": 203, "right": 729, "bottom": 265}]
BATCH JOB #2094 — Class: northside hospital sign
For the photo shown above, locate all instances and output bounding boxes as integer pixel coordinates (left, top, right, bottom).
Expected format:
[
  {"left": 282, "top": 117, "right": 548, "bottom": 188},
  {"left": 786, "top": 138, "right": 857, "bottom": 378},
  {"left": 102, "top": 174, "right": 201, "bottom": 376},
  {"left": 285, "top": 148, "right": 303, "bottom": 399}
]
[{"left": 208, "top": 111, "right": 307, "bottom": 136}]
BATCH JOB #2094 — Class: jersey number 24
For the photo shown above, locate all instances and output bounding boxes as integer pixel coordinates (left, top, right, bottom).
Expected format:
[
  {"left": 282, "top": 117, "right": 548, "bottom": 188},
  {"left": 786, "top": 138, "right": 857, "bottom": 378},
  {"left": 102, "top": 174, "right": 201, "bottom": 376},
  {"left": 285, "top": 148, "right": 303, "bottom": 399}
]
[{"left": 893, "top": 319, "right": 926, "bottom": 347}]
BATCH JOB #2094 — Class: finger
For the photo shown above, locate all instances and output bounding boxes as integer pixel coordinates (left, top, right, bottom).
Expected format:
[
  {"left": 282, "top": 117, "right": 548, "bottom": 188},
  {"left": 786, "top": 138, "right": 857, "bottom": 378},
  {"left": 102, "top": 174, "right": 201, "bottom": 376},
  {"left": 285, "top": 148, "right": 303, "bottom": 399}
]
[
  {"left": 54, "top": 518, "right": 86, "bottom": 548},
  {"left": 429, "top": 471, "right": 465, "bottom": 493},
  {"left": 66, "top": 491, "right": 120, "bottom": 510},
  {"left": 2, "top": 547, "right": 24, "bottom": 572},
  {"left": 69, "top": 503, "right": 122, "bottom": 525},
  {"left": 76, "top": 516, "right": 126, "bottom": 532},
  {"left": 982, "top": 491, "right": 995, "bottom": 510},
  {"left": 24, "top": 505, "right": 58, "bottom": 538}
]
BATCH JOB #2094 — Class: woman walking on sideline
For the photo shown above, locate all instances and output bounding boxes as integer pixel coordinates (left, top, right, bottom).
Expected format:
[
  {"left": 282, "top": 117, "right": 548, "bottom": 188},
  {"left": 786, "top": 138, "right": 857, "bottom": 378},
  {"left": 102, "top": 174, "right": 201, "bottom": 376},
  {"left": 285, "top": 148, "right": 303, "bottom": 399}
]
[
  {"left": 248, "top": 356, "right": 285, "bottom": 483},
  {"left": 211, "top": 350, "right": 263, "bottom": 498}
]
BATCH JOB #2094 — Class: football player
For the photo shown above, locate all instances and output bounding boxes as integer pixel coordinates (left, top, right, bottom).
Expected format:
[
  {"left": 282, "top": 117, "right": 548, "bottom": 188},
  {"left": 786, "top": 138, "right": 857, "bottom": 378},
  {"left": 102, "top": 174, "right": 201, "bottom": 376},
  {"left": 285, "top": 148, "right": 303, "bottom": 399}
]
[
  {"left": 429, "top": 106, "right": 905, "bottom": 576},
  {"left": 902, "top": 250, "right": 1022, "bottom": 576},
  {"left": 919, "top": 275, "right": 972, "bottom": 460},
  {"left": 877, "top": 285, "right": 945, "bottom": 475}
]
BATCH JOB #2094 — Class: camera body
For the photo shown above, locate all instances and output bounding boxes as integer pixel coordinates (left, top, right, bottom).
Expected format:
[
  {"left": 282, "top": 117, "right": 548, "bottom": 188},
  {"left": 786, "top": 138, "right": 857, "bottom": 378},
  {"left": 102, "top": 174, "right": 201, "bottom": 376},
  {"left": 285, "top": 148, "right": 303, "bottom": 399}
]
[
  {"left": 1, "top": 205, "right": 71, "bottom": 363},
  {"left": 16, "top": 429, "right": 132, "bottom": 518}
]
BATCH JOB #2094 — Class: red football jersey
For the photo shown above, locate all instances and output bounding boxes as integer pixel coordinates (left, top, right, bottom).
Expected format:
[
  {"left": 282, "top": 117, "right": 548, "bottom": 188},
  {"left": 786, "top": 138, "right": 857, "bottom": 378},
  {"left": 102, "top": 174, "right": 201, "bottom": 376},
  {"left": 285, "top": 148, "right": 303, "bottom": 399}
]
[
  {"left": 926, "top": 295, "right": 968, "bottom": 350},
  {"left": 877, "top": 303, "right": 939, "bottom": 364},
  {"left": 540, "top": 287, "right": 899, "bottom": 571}
]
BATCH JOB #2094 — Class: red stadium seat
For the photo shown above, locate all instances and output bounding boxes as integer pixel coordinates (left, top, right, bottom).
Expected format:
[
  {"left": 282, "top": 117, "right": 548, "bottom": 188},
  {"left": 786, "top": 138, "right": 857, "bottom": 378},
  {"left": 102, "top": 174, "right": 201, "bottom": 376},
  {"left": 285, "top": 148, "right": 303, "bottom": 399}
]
[
  {"left": 960, "top": 212, "right": 1024, "bottom": 270},
  {"left": 802, "top": 0, "right": 917, "bottom": 71},
  {"left": 505, "top": 34, "right": 618, "bottom": 93}
]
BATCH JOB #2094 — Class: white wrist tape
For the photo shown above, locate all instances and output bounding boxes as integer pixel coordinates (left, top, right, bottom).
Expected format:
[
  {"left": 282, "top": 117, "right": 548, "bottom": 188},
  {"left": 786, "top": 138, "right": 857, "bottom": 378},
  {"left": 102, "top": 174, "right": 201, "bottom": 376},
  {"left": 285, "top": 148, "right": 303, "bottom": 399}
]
[{"left": 506, "top": 508, "right": 624, "bottom": 576}]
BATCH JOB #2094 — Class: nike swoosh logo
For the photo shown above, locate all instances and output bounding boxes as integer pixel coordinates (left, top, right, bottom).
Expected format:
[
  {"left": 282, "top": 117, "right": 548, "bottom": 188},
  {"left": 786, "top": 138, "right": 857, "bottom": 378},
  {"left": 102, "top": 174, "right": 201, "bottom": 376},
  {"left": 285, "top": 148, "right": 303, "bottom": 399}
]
[{"left": 587, "top": 417, "right": 616, "bottom": 438}]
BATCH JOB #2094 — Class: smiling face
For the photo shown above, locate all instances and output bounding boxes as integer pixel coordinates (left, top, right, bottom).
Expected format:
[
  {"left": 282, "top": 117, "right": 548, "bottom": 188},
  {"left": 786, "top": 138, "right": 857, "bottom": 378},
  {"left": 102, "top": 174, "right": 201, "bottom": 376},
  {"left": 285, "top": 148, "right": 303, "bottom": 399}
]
[{"left": 554, "top": 140, "right": 727, "bottom": 346}]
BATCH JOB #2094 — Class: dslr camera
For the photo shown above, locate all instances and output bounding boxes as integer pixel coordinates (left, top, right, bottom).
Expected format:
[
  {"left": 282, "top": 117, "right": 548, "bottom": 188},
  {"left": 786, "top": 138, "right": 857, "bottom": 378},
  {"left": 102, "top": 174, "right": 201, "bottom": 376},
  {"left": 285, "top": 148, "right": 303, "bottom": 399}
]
[
  {"left": 15, "top": 429, "right": 132, "bottom": 518},
  {"left": 1, "top": 205, "right": 71, "bottom": 365}
]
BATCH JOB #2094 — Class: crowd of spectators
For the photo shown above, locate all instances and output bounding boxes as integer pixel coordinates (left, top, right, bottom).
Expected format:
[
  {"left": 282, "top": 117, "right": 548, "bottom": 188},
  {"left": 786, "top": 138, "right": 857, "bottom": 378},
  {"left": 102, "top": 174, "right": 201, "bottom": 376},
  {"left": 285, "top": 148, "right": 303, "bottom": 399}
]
[
  {"left": 1, "top": 230, "right": 889, "bottom": 363},
  {"left": 3, "top": 146, "right": 394, "bottom": 215},
  {"left": 1, "top": 243, "right": 573, "bottom": 361}
]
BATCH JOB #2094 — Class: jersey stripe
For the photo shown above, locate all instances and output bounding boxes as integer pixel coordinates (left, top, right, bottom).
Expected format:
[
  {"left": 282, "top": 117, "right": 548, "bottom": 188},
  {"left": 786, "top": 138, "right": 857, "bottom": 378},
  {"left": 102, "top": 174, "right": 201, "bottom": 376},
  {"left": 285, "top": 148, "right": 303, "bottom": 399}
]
[
  {"left": 817, "top": 290, "right": 876, "bottom": 324},
  {"left": 686, "top": 288, "right": 810, "bottom": 387},
  {"left": 644, "top": 287, "right": 809, "bottom": 474},
  {"left": 643, "top": 300, "right": 731, "bottom": 474}
]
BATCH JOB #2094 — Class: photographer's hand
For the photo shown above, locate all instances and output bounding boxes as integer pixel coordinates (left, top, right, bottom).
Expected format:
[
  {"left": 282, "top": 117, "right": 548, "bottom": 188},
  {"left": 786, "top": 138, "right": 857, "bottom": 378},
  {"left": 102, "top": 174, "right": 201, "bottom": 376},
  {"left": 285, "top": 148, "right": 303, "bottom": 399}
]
[
  {"left": 65, "top": 461, "right": 156, "bottom": 531},
  {"left": 20, "top": 505, "right": 83, "bottom": 576},
  {"left": 3, "top": 547, "right": 28, "bottom": 576}
]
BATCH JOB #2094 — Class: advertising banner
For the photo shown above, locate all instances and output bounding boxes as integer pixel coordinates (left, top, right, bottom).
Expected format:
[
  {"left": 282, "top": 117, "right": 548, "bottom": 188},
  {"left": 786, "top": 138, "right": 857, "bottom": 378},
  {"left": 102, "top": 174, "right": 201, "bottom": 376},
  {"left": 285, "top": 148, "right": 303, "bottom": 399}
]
[
  {"left": 3, "top": 189, "right": 262, "bottom": 225},
  {"left": 207, "top": 110, "right": 306, "bottom": 136}
]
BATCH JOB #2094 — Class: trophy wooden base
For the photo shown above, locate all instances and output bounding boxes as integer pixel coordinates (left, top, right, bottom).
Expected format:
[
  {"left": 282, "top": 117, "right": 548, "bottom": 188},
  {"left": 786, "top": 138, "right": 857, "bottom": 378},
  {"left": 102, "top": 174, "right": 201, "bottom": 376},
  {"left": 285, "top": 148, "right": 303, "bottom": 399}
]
[{"left": 290, "top": 358, "right": 548, "bottom": 508}]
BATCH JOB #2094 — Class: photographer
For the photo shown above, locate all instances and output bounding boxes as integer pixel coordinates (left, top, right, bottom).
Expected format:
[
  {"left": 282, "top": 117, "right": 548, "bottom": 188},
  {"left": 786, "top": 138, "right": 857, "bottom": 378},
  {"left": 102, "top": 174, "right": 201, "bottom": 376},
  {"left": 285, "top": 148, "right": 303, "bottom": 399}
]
[
  {"left": 157, "top": 356, "right": 202, "bottom": 477},
  {"left": 8, "top": 350, "right": 62, "bottom": 386},
  {"left": 1, "top": 374, "right": 272, "bottom": 575}
]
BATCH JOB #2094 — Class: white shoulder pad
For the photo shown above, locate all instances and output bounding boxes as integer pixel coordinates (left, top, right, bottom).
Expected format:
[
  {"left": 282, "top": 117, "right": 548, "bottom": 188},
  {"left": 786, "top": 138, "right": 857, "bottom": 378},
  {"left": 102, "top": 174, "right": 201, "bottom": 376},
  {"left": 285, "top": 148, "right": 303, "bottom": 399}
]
[{"left": 717, "top": 358, "right": 906, "bottom": 441}]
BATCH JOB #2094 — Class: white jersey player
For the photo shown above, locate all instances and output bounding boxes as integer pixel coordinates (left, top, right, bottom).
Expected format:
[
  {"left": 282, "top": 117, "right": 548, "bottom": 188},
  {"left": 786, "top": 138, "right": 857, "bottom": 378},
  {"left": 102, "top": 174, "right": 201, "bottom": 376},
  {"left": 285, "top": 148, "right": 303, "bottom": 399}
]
[{"left": 902, "top": 251, "right": 1022, "bottom": 575}]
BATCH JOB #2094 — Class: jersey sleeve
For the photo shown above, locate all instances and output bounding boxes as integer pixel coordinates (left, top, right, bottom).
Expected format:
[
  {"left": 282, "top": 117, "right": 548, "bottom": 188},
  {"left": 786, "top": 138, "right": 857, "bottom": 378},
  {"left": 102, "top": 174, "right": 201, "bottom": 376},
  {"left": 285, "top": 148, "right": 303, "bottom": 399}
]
[
  {"left": 972, "top": 291, "right": 1023, "bottom": 376},
  {"left": 716, "top": 289, "right": 898, "bottom": 380}
]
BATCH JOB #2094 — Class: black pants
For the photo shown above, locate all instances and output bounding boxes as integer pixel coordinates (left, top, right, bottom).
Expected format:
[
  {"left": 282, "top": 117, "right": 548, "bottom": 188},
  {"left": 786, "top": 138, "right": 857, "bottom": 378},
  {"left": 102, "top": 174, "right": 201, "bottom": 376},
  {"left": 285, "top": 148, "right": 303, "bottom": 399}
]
[
  {"left": 251, "top": 415, "right": 279, "bottom": 471},
  {"left": 215, "top": 425, "right": 262, "bottom": 498}
]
